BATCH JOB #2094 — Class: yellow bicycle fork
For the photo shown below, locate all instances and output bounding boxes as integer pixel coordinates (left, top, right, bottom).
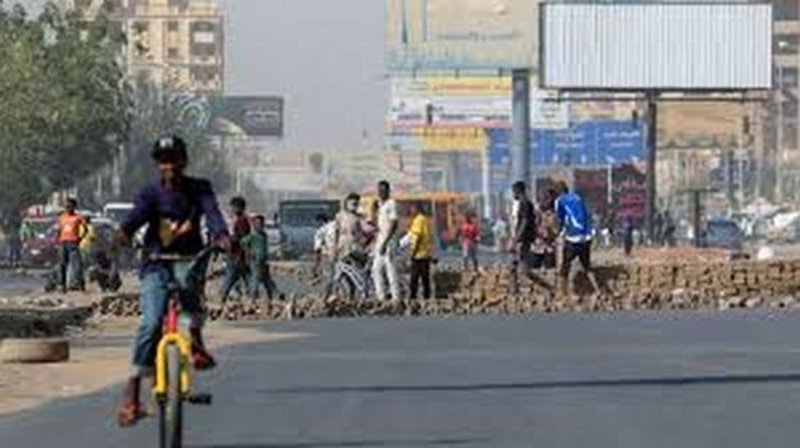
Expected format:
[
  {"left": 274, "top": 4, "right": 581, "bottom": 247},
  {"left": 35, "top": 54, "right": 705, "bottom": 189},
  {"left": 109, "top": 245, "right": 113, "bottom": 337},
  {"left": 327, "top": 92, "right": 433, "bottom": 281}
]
[{"left": 153, "top": 333, "right": 192, "bottom": 397}]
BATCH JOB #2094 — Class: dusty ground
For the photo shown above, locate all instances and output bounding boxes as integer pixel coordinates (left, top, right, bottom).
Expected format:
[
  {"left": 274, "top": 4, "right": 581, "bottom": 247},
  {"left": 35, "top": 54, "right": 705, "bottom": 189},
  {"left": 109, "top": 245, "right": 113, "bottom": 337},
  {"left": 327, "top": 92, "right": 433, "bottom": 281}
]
[{"left": 0, "top": 318, "right": 311, "bottom": 416}]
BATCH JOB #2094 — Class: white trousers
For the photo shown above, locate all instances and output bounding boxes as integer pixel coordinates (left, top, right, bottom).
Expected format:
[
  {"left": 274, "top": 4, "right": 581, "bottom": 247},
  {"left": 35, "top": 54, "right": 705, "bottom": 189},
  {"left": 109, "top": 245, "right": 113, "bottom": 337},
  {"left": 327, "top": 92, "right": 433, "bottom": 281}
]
[{"left": 372, "top": 252, "right": 401, "bottom": 300}]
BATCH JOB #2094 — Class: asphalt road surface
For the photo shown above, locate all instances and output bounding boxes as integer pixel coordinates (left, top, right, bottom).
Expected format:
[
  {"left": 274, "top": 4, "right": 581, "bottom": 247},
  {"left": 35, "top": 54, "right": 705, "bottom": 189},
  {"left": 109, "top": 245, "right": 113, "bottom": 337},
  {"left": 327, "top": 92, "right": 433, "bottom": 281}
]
[
  {"left": 0, "top": 270, "right": 41, "bottom": 297},
  {"left": 2, "top": 312, "right": 800, "bottom": 447}
]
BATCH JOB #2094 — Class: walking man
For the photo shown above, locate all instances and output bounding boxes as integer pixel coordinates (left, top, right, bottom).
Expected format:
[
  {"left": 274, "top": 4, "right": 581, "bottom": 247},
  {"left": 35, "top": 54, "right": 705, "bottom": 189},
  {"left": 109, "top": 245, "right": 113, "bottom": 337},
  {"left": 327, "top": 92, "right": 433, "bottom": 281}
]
[
  {"left": 219, "top": 196, "right": 250, "bottom": 302},
  {"left": 56, "top": 198, "right": 87, "bottom": 292},
  {"left": 372, "top": 180, "right": 401, "bottom": 301},
  {"left": 510, "top": 181, "right": 536, "bottom": 295},
  {"left": 242, "top": 215, "right": 278, "bottom": 300},
  {"left": 554, "top": 180, "right": 600, "bottom": 296}
]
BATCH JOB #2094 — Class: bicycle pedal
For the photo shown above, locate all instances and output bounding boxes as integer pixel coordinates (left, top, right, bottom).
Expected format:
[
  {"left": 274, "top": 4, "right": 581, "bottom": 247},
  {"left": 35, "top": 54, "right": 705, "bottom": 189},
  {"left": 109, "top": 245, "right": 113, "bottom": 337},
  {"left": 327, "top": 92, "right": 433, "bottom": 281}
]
[{"left": 187, "top": 393, "right": 213, "bottom": 405}]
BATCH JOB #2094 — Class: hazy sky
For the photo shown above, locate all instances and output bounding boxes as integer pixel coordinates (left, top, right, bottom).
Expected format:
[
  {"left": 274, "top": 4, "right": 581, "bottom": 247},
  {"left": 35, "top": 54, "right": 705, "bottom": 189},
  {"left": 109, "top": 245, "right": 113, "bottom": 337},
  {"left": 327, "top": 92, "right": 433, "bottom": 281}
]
[
  {"left": 16, "top": 0, "right": 389, "bottom": 151},
  {"left": 223, "top": 0, "right": 388, "bottom": 151}
]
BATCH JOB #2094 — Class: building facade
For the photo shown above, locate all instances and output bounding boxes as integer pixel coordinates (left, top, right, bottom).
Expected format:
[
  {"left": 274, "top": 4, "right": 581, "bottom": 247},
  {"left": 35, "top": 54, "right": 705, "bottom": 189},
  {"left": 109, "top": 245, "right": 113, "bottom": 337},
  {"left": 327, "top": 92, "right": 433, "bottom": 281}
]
[
  {"left": 65, "top": 0, "right": 224, "bottom": 95},
  {"left": 773, "top": 0, "right": 800, "bottom": 200}
]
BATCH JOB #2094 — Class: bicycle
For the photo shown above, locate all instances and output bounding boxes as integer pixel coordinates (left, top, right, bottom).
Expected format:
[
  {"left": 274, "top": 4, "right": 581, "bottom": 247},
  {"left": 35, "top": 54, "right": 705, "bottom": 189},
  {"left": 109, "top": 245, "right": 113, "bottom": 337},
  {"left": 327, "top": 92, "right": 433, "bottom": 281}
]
[
  {"left": 151, "top": 247, "right": 216, "bottom": 448},
  {"left": 332, "top": 252, "right": 408, "bottom": 301}
]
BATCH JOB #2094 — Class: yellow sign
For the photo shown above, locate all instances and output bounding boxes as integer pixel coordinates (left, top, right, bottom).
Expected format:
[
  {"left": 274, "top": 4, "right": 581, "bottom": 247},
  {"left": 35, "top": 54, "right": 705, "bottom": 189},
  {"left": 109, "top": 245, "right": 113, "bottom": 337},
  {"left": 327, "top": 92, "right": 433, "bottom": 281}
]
[{"left": 422, "top": 128, "right": 488, "bottom": 152}]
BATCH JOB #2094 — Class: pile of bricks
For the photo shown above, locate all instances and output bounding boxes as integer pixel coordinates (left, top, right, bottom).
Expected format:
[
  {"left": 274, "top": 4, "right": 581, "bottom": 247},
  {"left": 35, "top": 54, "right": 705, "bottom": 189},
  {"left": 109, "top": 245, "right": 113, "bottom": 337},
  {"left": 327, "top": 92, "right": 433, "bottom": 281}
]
[{"left": 91, "top": 259, "right": 800, "bottom": 321}]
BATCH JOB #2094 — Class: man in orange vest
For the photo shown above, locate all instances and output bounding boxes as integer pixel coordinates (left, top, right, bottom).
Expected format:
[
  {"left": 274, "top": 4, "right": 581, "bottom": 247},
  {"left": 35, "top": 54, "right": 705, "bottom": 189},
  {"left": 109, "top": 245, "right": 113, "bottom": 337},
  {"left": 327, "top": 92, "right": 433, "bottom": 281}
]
[{"left": 56, "top": 198, "right": 87, "bottom": 293}]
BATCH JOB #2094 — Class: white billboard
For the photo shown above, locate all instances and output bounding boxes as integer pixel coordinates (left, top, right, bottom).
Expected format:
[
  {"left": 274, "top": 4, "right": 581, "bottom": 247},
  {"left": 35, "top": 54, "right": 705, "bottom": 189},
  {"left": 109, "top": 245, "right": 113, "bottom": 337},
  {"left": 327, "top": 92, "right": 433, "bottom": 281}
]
[
  {"left": 386, "top": 0, "right": 538, "bottom": 71},
  {"left": 540, "top": 3, "right": 773, "bottom": 90}
]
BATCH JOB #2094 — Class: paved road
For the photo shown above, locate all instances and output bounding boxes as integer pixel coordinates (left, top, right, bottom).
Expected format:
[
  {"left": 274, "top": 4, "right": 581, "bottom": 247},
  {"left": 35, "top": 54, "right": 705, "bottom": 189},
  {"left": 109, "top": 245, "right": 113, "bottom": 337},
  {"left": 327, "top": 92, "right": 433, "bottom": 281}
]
[
  {"left": 3, "top": 312, "right": 800, "bottom": 447},
  {"left": 0, "top": 270, "right": 41, "bottom": 296}
]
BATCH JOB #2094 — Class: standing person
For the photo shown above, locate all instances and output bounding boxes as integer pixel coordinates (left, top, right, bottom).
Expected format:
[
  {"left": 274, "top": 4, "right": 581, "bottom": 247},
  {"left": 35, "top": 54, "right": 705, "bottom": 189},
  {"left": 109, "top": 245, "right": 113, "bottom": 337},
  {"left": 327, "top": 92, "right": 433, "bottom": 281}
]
[
  {"left": 663, "top": 211, "right": 677, "bottom": 247},
  {"left": 313, "top": 213, "right": 336, "bottom": 297},
  {"left": 532, "top": 188, "right": 559, "bottom": 271},
  {"left": 113, "top": 136, "right": 230, "bottom": 426},
  {"left": 623, "top": 215, "right": 635, "bottom": 257},
  {"left": 242, "top": 215, "right": 277, "bottom": 300},
  {"left": 80, "top": 216, "right": 97, "bottom": 268},
  {"left": 313, "top": 213, "right": 333, "bottom": 277},
  {"left": 219, "top": 196, "right": 250, "bottom": 302},
  {"left": 510, "top": 181, "right": 536, "bottom": 295},
  {"left": 460, "top": 211, "right": 480, "bottom": 272},
  {"left": 492, "top": 214, "right": 509, "bottom": 253},
  {"left": 372, "top": 180, "right": 401, "bottom": 301},
  {"left": 333, "top": 193, "right": 368, "bottom": 264},
  {"left": 407, "top": 202, "right": 435, "bottom": 300},
  {"left": 56, "top": 198, "right": 87, "bottom": 293},
  {"left": 555, "top": 181, "right": 600, "bottom": 296},
  {"left": 5, "top": 212, "right": 22, "bottom": 267}
]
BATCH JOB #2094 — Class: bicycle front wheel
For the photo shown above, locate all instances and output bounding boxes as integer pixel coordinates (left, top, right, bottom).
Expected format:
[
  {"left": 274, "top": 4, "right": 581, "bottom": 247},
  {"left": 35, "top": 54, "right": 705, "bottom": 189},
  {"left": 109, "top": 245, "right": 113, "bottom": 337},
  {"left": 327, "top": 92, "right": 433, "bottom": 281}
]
[{"left": 159, "top": 344, "right": 183, "bottom": 448}]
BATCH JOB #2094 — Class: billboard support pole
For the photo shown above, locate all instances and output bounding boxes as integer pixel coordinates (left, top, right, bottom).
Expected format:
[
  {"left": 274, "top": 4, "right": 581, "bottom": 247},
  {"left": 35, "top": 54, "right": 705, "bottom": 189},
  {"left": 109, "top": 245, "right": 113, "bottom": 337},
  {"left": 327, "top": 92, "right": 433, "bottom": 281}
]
[
  {"left": 645, "top": 91, "right": 659, "bottom": 244},
  {"left": 512, "top": 68, "right": 531, "bottom": 191},
  {"left": 482, "top": 145, "right": 492, "bottom": 220}
]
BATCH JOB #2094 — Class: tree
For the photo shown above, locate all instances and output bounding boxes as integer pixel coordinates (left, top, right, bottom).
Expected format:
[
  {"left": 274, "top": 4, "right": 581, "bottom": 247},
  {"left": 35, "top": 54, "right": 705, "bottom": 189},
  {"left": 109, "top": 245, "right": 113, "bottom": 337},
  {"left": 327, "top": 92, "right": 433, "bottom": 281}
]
[
  {"left": 122, "top": 83, "right": 232, "bottom": 197},
  {"left": 0, "top": 1, "right": 130, "bottom": 228}
]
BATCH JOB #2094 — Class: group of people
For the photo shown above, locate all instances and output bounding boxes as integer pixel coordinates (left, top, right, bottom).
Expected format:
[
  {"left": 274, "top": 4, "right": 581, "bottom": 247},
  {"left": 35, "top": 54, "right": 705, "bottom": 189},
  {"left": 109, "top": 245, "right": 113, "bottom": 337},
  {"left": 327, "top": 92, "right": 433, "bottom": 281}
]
[
  {"left": 506, "top": 179, "right": 599, "bottom": 296},
  {"left": 313, "top": 180, "right": 437, "bottom": 300},
  {"left": 218, "top": 196, "right": 278, "bottom": 302}
]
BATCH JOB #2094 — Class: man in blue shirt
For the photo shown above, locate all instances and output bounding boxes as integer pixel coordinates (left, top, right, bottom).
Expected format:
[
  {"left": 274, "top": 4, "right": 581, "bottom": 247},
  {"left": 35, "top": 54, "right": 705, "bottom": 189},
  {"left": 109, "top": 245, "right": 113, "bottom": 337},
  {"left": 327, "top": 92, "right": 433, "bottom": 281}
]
[
  {"left": 115, "top": 136, "right": 230, "bottom": 427},
  {"left": 554, "top": 180, "right": 600, "bottom": 296}
]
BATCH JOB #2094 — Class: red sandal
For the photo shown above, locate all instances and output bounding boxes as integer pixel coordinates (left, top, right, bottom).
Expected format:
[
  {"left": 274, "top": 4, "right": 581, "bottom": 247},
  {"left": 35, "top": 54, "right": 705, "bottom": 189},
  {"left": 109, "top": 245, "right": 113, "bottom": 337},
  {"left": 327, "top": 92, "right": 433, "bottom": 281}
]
[{"left": 117, "top": 400, "right": 144, "bottom": 427}]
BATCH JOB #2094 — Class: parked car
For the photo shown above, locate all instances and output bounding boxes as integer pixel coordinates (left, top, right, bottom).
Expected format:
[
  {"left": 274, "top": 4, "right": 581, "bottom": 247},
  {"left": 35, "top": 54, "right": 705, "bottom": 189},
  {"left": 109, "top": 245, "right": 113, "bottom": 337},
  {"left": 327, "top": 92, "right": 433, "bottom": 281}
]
[
  {"left": 700, "top": 218, "right": 744, "bottom": 252},
  {"left": 20, "top": 217, "right": 58, "bottom": 267},
  {"left": 278, "top": 200, "right": 340, "bottom": 259}
]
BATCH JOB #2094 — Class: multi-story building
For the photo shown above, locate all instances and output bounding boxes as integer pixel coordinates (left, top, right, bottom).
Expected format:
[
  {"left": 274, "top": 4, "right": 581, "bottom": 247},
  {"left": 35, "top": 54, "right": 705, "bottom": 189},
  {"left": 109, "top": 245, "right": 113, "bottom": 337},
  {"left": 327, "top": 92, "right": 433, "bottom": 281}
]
[
  {"left": 773, "top": 0, "right": 800, "bottom": 199},
  {"left": 64, "top": 0, "right": 224, "bottom": 95}
]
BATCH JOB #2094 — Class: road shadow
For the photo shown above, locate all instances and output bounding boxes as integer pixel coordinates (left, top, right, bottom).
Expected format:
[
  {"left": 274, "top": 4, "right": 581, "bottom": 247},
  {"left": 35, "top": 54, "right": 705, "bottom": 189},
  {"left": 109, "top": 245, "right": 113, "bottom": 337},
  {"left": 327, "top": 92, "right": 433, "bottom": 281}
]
[
  {"left": 258, "top": 373, "right": 800, "bottom": 396},
  {"left": 189, "top": 437, "right": 479, "bottom": 447}
]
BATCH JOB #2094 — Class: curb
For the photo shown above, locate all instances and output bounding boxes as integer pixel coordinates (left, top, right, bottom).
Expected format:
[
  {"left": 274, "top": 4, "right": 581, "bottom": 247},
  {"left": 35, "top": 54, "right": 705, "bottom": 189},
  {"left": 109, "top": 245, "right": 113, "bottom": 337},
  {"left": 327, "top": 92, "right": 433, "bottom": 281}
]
[{"left": 0, "top": 338, "right": 70, "bottom": 363}]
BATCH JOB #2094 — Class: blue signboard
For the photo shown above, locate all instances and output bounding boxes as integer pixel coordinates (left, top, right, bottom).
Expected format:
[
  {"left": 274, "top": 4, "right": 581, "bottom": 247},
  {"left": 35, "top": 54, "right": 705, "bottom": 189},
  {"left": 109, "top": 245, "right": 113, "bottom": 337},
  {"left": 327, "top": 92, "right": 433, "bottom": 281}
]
[
  {"left": 534, "top": 121, "right": 644, "bottom": 166},
  {"left": 487, "top": 120, "right": 644, "bottom": 193}
]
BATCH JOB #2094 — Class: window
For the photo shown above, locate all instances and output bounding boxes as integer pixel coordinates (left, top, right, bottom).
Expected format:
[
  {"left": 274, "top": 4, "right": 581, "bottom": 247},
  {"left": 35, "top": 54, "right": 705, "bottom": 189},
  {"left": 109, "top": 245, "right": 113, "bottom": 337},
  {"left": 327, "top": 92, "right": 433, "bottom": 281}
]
[
  {"left": 191, "top": 43, "right": 216, "bottom": 58},
  {"left": 776, "top": 67, "right": 799, "bottom": 89},
  {"left": 775, "top": 0, "right": 800, "bottom": 21},
  {"left": 168, "top": 48, "right": 180, "bottom": 59},
  {"left": 774, "top": 34, "right": 800, "bottom": 55},
  {"left": 167, "top": 21, "right": 179, "bottom": 32},
  {"left": 191, "top": 67, "right": 219, "bottom": 84}
]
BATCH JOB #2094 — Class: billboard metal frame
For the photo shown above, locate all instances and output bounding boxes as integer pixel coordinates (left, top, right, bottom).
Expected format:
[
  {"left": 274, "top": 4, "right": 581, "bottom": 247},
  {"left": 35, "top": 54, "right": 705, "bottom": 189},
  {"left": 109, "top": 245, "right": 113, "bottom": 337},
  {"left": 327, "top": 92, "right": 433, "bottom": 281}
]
[
  {"left": 537, "top": 2, "right": 774, "bottom": 94},
  {"left": 538, "top": 1, "right": 774, "bottom": 241}
]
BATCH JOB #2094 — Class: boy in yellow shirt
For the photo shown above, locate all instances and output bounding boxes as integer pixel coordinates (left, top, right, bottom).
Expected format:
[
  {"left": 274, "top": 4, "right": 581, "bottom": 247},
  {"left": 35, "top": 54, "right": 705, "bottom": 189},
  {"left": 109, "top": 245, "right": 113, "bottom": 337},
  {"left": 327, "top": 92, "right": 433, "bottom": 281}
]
[{"left": 407, "top": 202, "right": 435, "bottom": 299}]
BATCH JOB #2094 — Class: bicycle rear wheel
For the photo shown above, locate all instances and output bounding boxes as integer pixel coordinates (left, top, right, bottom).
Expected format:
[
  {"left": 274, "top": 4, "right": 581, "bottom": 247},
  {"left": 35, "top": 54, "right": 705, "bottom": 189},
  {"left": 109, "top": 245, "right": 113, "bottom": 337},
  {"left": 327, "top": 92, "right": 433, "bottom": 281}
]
[{"left": 159, "top": 344, "right": 183, "bottom": 448}]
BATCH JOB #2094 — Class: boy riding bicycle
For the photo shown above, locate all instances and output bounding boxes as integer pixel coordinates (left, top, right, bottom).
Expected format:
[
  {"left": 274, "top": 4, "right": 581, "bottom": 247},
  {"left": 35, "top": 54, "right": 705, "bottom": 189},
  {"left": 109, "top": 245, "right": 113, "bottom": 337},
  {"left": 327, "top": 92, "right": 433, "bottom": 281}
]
[{"left": 115, "top": 136, "right": 230, "bottom": 427}]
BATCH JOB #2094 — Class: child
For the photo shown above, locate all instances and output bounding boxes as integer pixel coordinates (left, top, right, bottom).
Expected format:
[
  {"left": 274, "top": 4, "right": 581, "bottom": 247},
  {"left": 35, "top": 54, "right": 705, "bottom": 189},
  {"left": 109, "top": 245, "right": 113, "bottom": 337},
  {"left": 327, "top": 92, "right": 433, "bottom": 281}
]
[
  {"left": 241, "top": 215, "right": 278, "bottom": 300},
  {"left": 460, "top": 212, "right": 480, "bottom": 272}
]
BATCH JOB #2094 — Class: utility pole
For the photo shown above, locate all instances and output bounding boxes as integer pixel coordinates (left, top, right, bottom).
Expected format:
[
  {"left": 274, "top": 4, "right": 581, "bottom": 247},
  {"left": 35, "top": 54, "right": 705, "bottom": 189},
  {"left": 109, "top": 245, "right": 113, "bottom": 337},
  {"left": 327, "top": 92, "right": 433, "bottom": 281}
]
[
  {"left": 645, "top": 91, "right": 659, "bottom": 243},
  {"left": 511, "top": 69, "right": 531, "bottom": 189}
]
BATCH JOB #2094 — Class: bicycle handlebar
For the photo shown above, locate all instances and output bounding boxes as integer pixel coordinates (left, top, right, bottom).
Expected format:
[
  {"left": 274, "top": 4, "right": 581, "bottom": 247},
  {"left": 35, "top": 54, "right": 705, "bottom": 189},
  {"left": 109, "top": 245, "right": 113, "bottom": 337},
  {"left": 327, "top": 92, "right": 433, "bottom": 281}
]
[{"left": 147, "top": 245, "right": 222, "bottom": 263}]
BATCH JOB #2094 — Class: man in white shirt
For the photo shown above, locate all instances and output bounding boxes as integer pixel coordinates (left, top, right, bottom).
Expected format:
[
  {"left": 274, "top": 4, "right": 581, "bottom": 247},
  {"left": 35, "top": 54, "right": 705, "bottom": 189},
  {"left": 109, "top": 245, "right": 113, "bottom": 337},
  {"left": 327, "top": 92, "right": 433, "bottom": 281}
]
[
  {"left": 372, "top": 180, "right": 401, "bottom": 301},
  {"left": 313, "top": 213, "right": 337, "bottom": 298}
]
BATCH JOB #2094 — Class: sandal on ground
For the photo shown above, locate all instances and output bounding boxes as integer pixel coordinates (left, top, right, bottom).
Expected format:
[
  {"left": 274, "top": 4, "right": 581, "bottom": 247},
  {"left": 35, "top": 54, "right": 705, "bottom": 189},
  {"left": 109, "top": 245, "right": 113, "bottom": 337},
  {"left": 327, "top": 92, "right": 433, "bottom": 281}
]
[{"left": 117, "top": 401, "right": 144, "bottom": 427}]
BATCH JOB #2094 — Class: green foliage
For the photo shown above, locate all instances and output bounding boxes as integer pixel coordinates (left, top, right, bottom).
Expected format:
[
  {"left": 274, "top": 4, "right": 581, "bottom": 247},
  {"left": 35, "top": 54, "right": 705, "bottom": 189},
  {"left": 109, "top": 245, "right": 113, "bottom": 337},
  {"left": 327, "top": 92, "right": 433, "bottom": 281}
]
[
  {"left": 123, "top": 83, "right": 232, "bottom": 196},
  {"left": 0, "top": 1, "right": 130, "bottom": 224}
]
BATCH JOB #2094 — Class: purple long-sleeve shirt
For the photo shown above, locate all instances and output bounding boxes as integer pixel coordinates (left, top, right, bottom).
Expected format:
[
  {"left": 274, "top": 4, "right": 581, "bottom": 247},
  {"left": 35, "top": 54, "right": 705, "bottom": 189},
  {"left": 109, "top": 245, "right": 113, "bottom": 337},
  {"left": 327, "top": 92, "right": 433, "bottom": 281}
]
[{"left": 121, "top": 176, "right": 229, "bottom": 274}]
